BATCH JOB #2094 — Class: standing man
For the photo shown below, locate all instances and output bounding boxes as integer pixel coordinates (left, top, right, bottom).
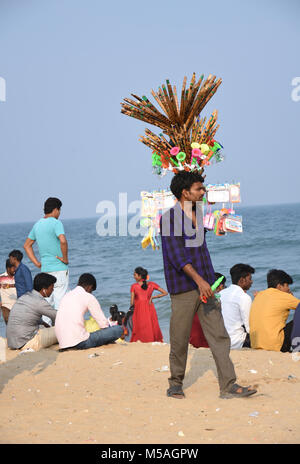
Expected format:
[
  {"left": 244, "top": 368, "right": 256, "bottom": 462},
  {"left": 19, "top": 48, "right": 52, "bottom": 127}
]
[
  {"left": 220, "top": 263, "right": 255, "bottom": 349},
  {"left": 160, "top": 171, "right": 256, "bottom": 399},
  {"left": 23, "top": 197, "right": 69, "bottom": 314}
]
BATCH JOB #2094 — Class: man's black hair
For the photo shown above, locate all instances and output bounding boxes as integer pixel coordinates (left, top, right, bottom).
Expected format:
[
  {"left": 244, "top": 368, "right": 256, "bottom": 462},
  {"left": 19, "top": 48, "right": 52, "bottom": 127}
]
[
  {"left": 267, "top": 269, "right": 293, "bottom": 288},
  {"left": 6, "top": 258, "right": 15, "bottom": 269},
  {"left": 230, "top": 263, "right": 255, "bottom": 285},
  {"left": 33, "top": 273, "right": 57, "bottom": 291},
  {"left": 9, "top": 250, "right": 23, "bottom": 262},
  {"left": 44, "top": 197, "right": 62, "bottom": 214},
  {"left": 78, "top": 273, "right": 97, "bottom": 291},
  {"left": 170, "top": 171, "right": 205, "bottom": 200}
]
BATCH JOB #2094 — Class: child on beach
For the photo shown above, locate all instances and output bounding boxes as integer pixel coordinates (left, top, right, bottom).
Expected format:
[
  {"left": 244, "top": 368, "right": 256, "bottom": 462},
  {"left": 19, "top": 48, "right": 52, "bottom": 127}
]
[
  {"left": 129, "top": 267, "right": 167, "bottom": 343},
  {"left": 8, "top": 250, "right": 33, "bottom": 298},
  {"left": 108, "top": 304, "right": 125, "bottom": 326},
  {"left": 0, "top": 259, "right": 17, "bottom": 324}
]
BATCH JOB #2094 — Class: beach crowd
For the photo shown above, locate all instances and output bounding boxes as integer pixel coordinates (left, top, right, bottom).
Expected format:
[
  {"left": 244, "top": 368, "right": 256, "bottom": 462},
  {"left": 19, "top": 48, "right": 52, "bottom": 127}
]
[{"left": 1, "top": 172, "right": 300, "bottom": 400}]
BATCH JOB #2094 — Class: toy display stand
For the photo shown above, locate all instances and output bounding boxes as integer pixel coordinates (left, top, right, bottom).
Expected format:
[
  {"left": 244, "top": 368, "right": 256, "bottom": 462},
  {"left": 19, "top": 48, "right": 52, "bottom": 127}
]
[
  {"left": 140, "top": 189, "right": 176, "bottom": 250},
  {"left": 204, "top": 183, "right": 243, "bottom": 236}
]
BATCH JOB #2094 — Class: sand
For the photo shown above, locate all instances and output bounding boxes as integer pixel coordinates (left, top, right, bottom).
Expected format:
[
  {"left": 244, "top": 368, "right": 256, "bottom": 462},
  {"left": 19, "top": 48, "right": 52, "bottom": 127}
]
[{"left": 0, "top": 341, "right": 300, "bottom": 444}]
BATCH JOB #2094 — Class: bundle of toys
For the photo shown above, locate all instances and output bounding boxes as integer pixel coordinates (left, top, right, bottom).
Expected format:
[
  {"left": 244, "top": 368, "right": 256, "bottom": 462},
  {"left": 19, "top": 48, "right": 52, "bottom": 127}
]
[
  {"left": 204, "top": 183, "right": 242, "bottom": 236},
  {"left": 140, "top": 190, "right": 176, "bottom": 250},
  {"left": 121, "top": 73, "right": 225, "bottom": 176},
  {"left": 121, "top": 73, "right": 244, "bottom": 247}
]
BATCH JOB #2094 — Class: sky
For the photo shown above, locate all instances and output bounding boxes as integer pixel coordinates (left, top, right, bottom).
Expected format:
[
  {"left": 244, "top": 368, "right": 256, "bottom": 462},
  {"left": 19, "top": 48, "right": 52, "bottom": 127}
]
[{"left": 0, "top": 0, "right": 299, "bottom": 224}]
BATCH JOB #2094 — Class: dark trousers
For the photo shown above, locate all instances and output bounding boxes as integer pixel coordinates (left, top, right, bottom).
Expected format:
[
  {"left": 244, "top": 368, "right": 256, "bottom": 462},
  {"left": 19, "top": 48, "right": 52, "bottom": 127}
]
[
  {"left": 169, "top": 290, "right": 236, "bottom": 394},
  {"left": 281, "top": 320, "right": 294, "bottom": 352}
]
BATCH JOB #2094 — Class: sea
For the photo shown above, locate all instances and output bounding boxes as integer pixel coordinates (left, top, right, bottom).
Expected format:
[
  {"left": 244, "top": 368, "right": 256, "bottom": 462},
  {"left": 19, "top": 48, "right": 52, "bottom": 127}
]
[{"left": 0, "top": 202, "right": 299, "bottom": 342}]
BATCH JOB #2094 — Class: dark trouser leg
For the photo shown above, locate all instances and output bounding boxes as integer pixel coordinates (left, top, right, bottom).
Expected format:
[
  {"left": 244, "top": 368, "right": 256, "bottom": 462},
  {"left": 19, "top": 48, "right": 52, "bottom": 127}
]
[
  {"left": 281, "top": 320, "right": 294, "bottom": 352},
  {"left": 169, "top": 290, "right": 199, "bottom": 388},
  {"left": 242, "top": 332, "right": 251, "bottom": 348},
  {"left": 196, "top": 297, "right": 236, "bottom": 393},
  {"left": 75, "top": 326, "right": 123, "bottom": 349}
]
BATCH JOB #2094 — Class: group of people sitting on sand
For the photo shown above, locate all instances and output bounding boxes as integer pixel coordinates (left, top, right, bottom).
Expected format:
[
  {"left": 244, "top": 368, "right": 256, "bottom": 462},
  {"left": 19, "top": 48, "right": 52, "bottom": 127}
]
[
  {"left": 190, "top": 264, "right": 300, "bottom": 354},
  {"left": 0, "top": 260, "right": 168, "bottom": 352},
  {"left": 1, "top": 251, "right": 300, "bottom": 356}
]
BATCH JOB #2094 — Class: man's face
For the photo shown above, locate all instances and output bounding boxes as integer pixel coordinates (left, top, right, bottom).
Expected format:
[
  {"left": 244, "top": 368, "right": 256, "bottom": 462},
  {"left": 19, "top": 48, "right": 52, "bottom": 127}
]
[
  {"left": 53, "top": 208, "right": 61, "bottom": 219},
  {"left": 43, "top": 284, "right": 54, "bottom": 298},
  {"left": 277, "top": 283, "right": 291, "bottom": 293},
  {"left": 7, "top": 266, "right": 15, "bottom": 276},
  {"left": 183, "top": 182, "right": 206, "bottom": 204},
  {"left": 240, "top": 273, "right": 253, "bottom": 291},
  {"left": 9, "top": 256, "right": 17, "bottom": 267}
]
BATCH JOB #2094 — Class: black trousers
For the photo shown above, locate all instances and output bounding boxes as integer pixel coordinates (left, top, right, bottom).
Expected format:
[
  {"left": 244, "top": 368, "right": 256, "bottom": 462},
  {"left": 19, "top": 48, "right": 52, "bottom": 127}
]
[
  {"left": 242, "top": 332, "right": 251, "bottom": 348},
  {"left": 281, "top": 320, "right": 294, "bottom": 352}
]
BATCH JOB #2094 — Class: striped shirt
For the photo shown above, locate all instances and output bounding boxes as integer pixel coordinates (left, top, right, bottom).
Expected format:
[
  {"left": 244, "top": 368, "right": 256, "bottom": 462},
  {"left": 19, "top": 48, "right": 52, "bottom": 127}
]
[{"left": 160, "top": 204, "right": 215, "bottom": 295}]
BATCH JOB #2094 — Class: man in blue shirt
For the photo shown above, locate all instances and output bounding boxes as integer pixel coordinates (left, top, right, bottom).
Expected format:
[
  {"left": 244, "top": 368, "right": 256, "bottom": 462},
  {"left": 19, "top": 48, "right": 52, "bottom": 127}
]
[
  {"left": 9, "top": 250, "right": 33, "bottom": 298},
  {"left": 23, "top": 197, "right": 69, "bottom": 318}
]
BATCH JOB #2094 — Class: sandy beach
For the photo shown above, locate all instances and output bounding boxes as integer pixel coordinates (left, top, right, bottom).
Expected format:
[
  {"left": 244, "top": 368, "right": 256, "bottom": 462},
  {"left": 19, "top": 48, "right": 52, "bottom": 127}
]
[{"left": 0, "top": 341, "right": 300, "bottom": 445}]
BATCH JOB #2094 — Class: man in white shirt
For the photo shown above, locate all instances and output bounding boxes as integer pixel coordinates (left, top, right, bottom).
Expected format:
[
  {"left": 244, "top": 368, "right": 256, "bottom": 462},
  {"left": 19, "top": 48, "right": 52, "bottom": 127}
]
[
  {"left": 220, "top": 264, "right": 255, "bottom": 349},
  {"left": 55, "top": 273, "right": 123, "bottom": 351}
]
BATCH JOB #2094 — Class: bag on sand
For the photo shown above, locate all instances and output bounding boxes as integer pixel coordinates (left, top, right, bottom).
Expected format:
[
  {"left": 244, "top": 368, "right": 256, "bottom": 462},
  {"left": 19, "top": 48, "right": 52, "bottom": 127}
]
[{"left": 84, "top": 316, "right": 101, "bottom": 333}]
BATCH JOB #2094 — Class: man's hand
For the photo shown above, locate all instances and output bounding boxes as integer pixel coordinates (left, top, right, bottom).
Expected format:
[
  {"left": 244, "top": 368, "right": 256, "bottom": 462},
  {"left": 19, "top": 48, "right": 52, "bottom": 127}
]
[
  {"left": 56, "top": 256, "right": 69, "bottom": 265},
  {"left": 182, "top": 264, "right": 214, "bottom": 301},
  {"left": 24, "top": 238, "right": 41, "bottom": 268},
  {"left": 198, "top": 279, "right": 214, "bottom": 301}
]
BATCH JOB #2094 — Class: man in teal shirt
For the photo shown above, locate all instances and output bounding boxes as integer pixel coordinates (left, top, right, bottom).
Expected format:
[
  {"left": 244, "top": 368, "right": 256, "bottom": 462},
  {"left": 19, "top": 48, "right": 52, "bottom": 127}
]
[{"left": 24, "top": 197, "right": 69, "bottom": 316}]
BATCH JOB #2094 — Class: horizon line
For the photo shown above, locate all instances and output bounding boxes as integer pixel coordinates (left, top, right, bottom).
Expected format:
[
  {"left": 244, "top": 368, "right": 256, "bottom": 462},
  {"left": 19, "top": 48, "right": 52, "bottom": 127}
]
[{"left": 0, "top": 201, "right": 299, "bottom": 227}]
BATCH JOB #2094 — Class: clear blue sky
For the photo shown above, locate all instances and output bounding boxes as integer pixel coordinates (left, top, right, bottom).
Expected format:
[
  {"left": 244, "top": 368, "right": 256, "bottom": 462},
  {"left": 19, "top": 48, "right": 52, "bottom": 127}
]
[{"left": 0, "top": 0, "right": 299, "bottom": 224}]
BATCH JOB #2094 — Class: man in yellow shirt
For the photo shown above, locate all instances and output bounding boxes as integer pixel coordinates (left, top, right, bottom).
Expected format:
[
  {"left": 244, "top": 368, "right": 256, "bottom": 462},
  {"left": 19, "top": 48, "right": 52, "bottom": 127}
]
[{"left": 250, "top": 269, "right": 300, "bottom": 352}]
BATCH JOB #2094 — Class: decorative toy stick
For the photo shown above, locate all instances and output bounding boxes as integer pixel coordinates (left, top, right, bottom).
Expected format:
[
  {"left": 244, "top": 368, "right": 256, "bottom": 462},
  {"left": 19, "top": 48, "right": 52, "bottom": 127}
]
[{"left": 201, "top": 276, "right": 225, "bottom": 303}]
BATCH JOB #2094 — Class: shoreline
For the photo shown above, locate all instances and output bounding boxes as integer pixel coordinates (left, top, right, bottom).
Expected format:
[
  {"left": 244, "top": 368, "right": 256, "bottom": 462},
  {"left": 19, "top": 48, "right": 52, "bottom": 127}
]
[{"left": 1, "top": 342, "right": 300, "bottom": 444}]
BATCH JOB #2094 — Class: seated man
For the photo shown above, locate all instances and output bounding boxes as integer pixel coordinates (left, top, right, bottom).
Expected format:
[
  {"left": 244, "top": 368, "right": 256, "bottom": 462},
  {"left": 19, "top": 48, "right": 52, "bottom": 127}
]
[
  {"left": 6, "top": 273, "right": 58, "bottom": 351},
  {"left": 9, "top": 249, "right": 33, "bottom": 298},
  {"left": 220, "top": 264, "right": 255, "bottom": 349},
  {"left": 55, "top": 273, "right": 123, "bottom": 351},
  {"left": 250, "top": 269, "right": 300, "bottom": 352}
]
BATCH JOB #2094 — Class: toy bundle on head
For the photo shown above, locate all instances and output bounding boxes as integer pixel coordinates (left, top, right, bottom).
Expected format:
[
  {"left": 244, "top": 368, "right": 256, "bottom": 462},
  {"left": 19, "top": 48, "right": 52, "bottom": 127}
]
[
  {"left": 121, "top": 73, "right": 243, "bottom": 243},
  {"left": 121, "top": 73, "right": 224, "bottom": 176}
]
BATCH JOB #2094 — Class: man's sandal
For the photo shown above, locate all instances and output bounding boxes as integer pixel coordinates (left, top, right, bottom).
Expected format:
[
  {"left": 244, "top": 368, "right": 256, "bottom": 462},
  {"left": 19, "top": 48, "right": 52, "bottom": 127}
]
[
  {"left": 166, "top": 386, "right": 185, "bottom": 399},
  {"left": 220, "top": 383, "right": 257, "bottom": 399}
]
